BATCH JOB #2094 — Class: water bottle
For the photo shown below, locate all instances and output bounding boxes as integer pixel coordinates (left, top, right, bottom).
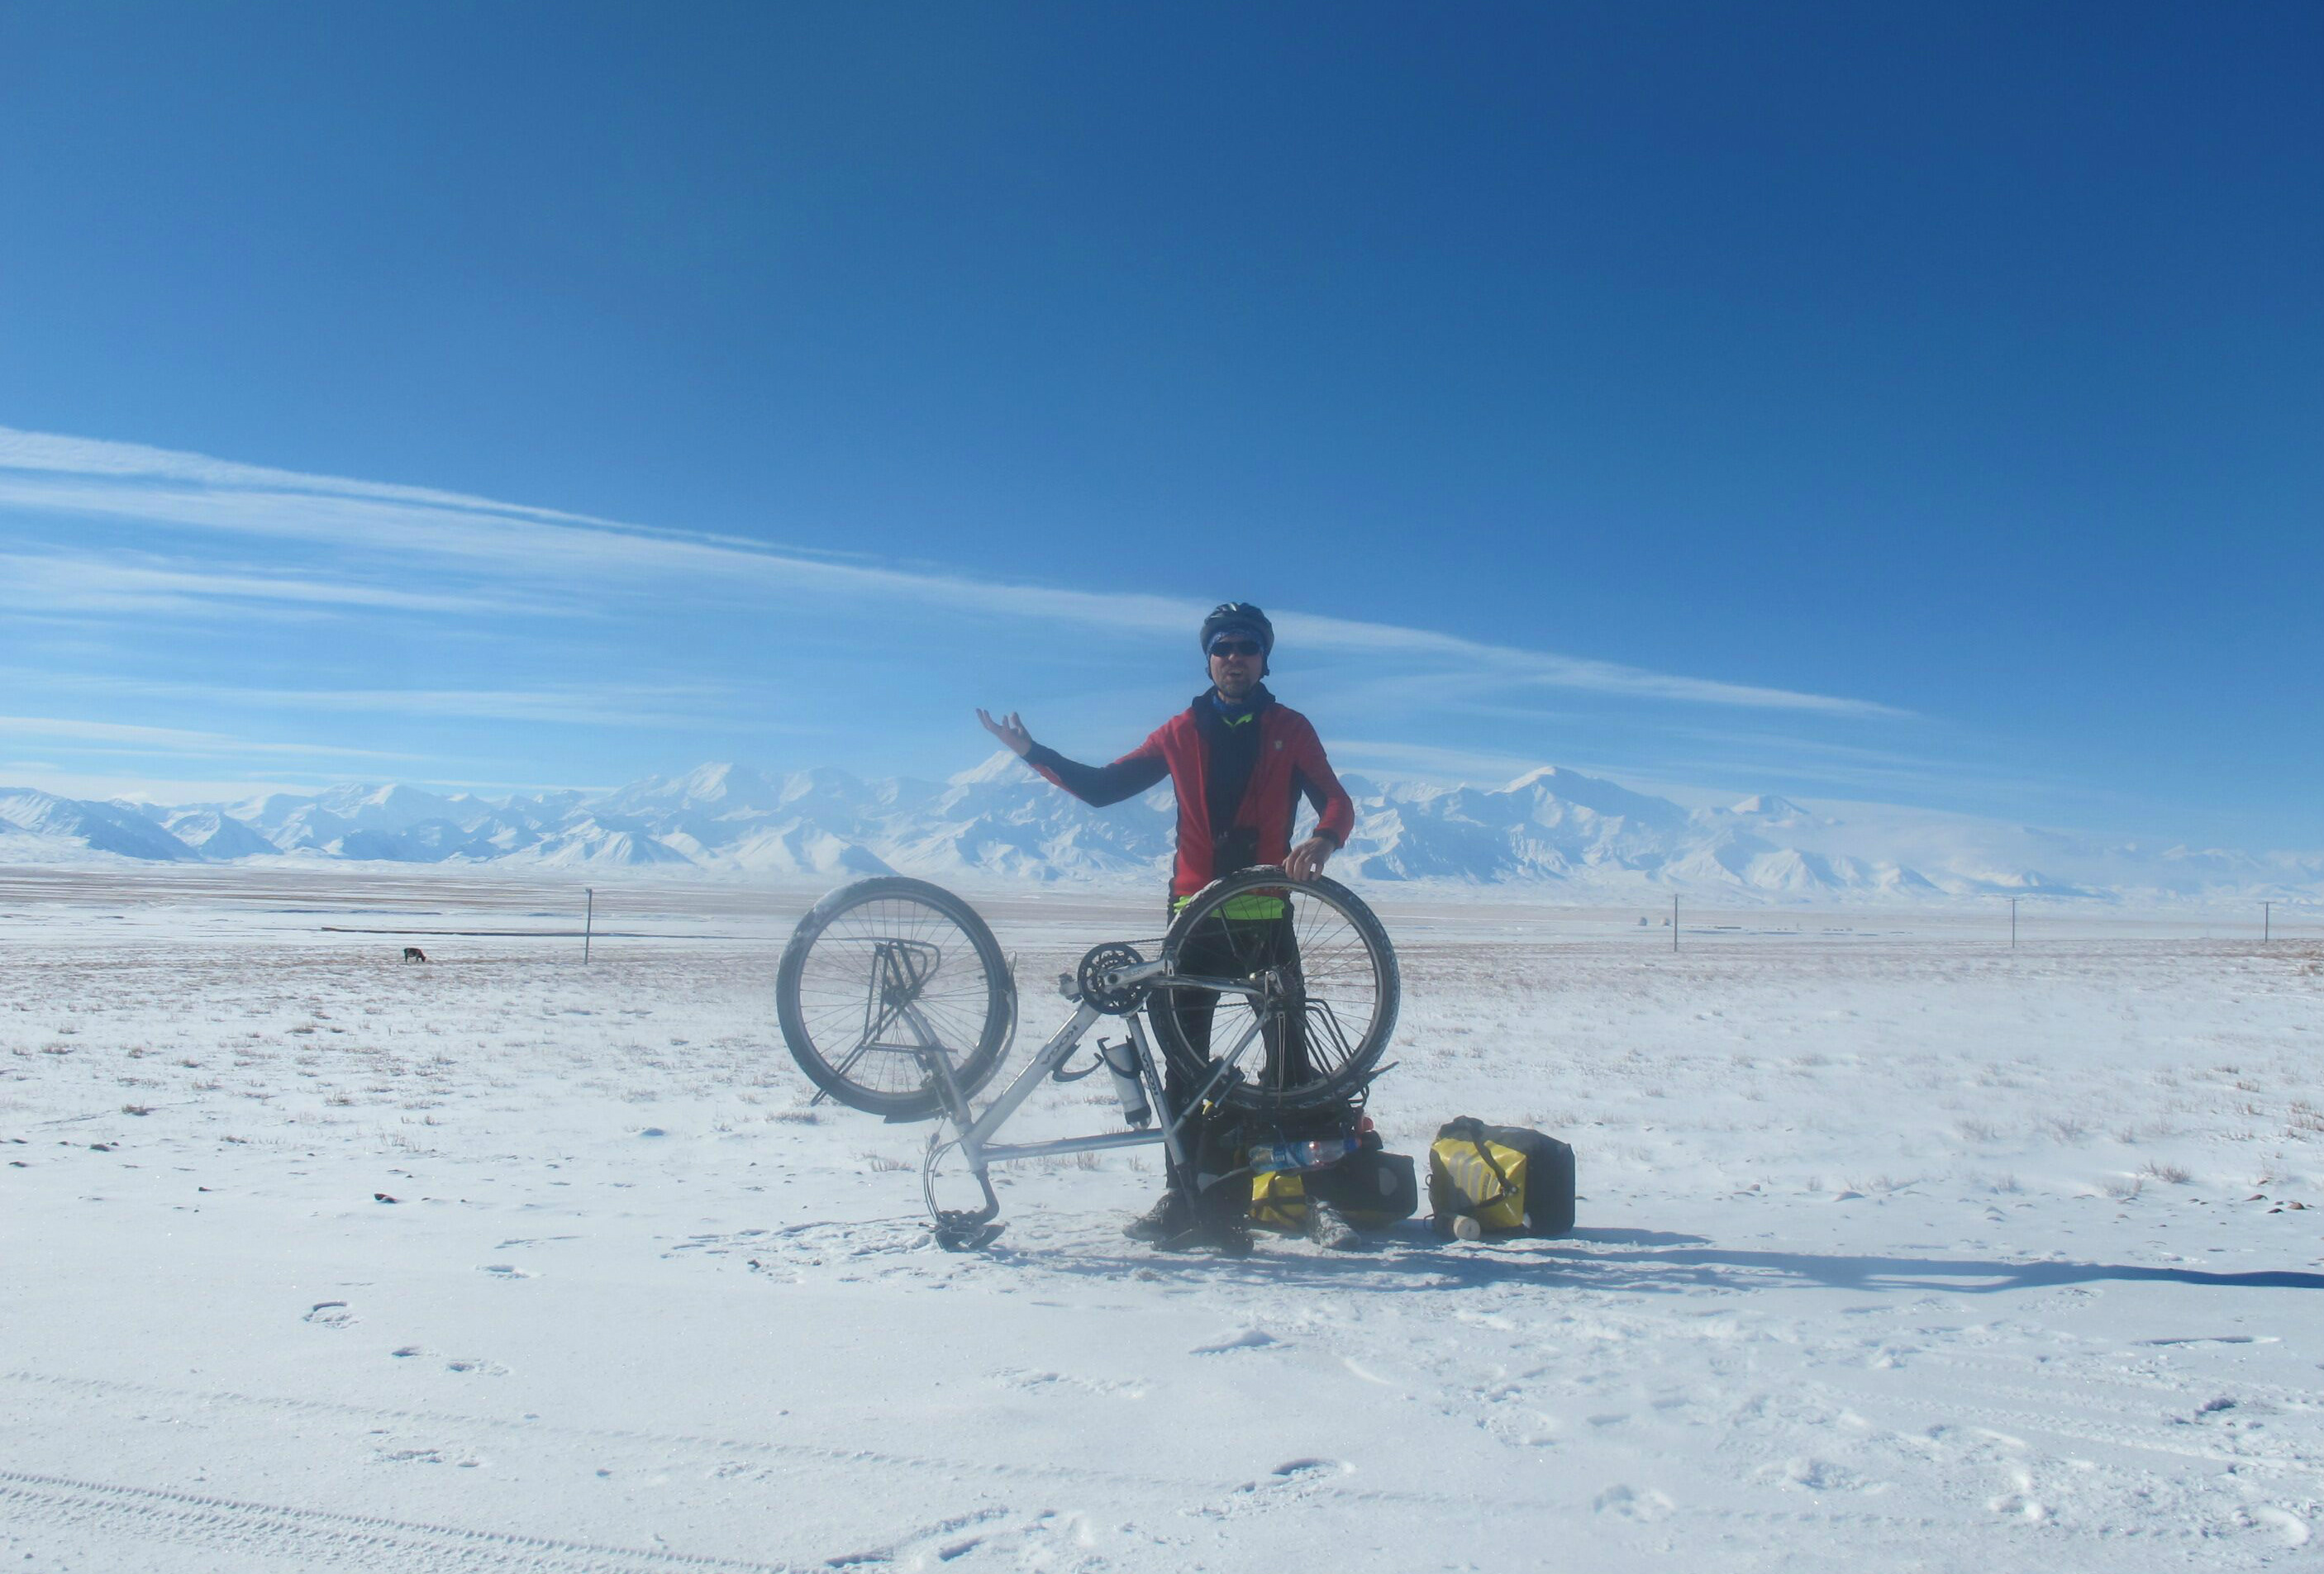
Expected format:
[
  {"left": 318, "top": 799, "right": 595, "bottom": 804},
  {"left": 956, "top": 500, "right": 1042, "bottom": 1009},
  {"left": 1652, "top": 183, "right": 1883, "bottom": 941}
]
[
  {"left": 1098, "top": 1038, "right": 1151, "bottom": 1128},
  {"left": 1247, "top": 1137, "right": 1360, "bottom": 1173}
]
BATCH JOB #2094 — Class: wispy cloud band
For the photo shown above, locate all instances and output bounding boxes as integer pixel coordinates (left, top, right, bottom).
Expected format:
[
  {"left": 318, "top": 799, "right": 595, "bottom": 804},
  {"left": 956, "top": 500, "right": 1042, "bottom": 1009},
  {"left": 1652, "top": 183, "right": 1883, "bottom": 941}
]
[
  {"left": 0, "top": 715, "right": 417, "bottom": 762},
  {"left": 2, "top": 550, "right": 544, "bottom": 617},
  {"left": 2, "top": 425, "right": 1902, "bottom": 719}
]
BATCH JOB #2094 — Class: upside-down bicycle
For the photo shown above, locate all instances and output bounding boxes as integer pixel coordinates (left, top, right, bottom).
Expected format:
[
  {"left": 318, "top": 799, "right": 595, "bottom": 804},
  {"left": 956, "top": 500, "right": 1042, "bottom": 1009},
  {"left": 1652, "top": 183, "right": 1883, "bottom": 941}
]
[{"left": 775, "top": 866, "right": 1400, "bottom": 1247}]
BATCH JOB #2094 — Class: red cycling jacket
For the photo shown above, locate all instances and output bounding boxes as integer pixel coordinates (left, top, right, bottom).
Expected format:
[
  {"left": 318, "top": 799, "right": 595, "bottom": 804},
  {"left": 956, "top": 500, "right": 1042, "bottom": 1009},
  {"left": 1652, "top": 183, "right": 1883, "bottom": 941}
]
[{"left": 1022, "top": 689, "right": 1355, "bottom": 899}]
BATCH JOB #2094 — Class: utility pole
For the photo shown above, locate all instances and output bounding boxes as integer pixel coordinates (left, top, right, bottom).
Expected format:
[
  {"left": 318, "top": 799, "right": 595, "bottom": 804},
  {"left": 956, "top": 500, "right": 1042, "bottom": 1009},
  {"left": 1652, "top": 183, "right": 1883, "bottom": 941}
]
[
  {"left": 1672, "top": 894, "right": 1679, "bottom": 953},
  {"left": 2264, "top": 901, "right": 2271, "bottom": 944},
  {"left": 2011, "top": 896, "right": 2017, "bottom": 950},
  {"left": 584, "top": 887, "right": 594, "bottom": 964}
]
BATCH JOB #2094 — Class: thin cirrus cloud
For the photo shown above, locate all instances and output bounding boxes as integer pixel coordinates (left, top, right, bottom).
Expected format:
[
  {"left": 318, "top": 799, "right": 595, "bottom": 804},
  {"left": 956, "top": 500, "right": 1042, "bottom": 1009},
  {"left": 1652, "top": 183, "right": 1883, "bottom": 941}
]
[
  {"left": 1648, "top": 724, "right": 2081, "bottom": 806},
  {"left": 1328, "top": 738, "right": 1566, "bottom": 782},
  {"left": 0, "top": 714, "right": 417, "bottom": 762},
  {"left": 208, "top": 684, "right": 773, "bottom": 730},
  {"left": 0, "top": 551, "right": 550, "bottom": 619},
  {"left": 0, "top": 424, "right": 1900, "bottom": 720},
  {"left": 2, "top": 674, "right": 764, "bottom": 732}
]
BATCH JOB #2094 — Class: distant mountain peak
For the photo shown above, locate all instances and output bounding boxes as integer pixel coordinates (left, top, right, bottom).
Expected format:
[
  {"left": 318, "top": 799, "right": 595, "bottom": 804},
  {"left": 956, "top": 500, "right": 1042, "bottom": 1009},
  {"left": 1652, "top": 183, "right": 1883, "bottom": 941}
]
[
  {"left": 1716, "top": 793, "right": 1828, "bottom": 831},
  {"left": 950, "top": 749, "right": 1034, "bottom": 787},
  {"left": 679, "top": 761, "right": 741, "bottom": 797}
]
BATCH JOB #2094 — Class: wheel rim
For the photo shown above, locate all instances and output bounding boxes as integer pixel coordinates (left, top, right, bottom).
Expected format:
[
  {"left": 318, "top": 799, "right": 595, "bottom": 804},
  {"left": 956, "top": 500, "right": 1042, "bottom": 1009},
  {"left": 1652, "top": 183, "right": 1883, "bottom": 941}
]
[
  {"left": 1160, "top": 879, "right": 1389, "bottom": 1103},
  {"left": 788, "top": 896, "right": 1003, "bottom": 1101}
]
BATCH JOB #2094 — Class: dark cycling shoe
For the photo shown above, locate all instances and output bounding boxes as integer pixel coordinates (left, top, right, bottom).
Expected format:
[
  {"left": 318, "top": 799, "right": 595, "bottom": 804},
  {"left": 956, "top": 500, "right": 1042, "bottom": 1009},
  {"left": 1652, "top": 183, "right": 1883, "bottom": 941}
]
[
  {"left": 1166, "top": 1186, "right": 1255, "bottom": 1257},
  {"left": 1304, "top": 1199, "right": 1361, "bottom": 1251},
  {"left": 1122, "top": 1191, "right": 1192, "bottom": 1243},
  {"left": 1131, "top": 1189, "right": 1254, "bottom": 1256},
  {"left": 1160, "top": 1210, "right": 1253, "bottom": 1258}
]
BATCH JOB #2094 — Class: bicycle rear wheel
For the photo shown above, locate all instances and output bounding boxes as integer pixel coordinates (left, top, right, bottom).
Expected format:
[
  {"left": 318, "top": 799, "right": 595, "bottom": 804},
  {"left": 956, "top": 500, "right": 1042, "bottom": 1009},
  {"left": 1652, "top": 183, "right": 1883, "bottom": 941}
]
[
  {"left": 776, "top": 877, "right": 1015, "bottom": 1120},
  {"left": 1149, "top": 868, "right": 1398, "bottom": 1115}
]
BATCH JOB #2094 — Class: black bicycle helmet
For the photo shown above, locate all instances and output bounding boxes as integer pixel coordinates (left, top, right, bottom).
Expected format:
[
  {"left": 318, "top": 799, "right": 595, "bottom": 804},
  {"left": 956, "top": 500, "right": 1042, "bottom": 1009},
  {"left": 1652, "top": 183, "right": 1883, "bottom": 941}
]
[{"left": 1199, "top": 602, "right": 1274, "bottom": 662}]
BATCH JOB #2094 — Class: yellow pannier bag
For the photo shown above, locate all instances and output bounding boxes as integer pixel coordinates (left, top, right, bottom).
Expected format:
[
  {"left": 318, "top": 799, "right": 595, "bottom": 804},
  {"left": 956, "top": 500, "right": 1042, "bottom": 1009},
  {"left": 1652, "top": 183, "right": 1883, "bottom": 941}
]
[
  {"left": 1250, "top": 1169, "right": 1309, "bottom": 1230},
  {"left": 1426, "top": 1117, "right": 1576, "bottom": 1238},
  {"left": 1430, "top": 1134, "right": 1530, "bottom": 1233}
]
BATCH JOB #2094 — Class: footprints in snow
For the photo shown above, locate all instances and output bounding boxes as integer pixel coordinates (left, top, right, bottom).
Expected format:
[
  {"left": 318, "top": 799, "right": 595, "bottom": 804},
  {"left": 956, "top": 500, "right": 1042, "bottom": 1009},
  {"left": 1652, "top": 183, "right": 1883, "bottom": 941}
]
[
  {"left": 389, "top": 1344, "right": 507, "bottom": 1375},
  {"left": 309, "top": 1300, "right": 510, "bottom": 1377},
  {"left": 1191, "top": 1456, "right": 1357, "bottom": 1522},
  {"left": 990, "top": 1367, "right": 1145, "bottom": 1400},
  {"left": 993, "top": 1326, "right": 1297, "bottom": 1390},
  {"left": 824, "top": 1508, "right": 1112, "bottom": 1570},
  {"left": 2251, "top": 1505, "right": 2312, "bottom": 1548},
  {"left": 307, "top": 1298, "right": 499, "bottom": 1374},
  {"left": 1759, "top": 1455, "right": 1869, "bottom": 1495},
  {"left": 696, "top": 1220, "right": 934, "bottom": 1277},
  {"left": 373, "top": 1444, "right": 483, "bottom": 1468},
  {"left": 1592, "top": 1482, "right": 1676, "bottom": 1522}
]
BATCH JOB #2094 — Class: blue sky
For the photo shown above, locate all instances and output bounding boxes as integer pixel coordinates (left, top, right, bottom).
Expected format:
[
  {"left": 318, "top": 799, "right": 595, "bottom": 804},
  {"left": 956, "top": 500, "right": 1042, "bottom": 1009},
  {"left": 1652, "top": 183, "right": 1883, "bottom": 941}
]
[{"left": 2, "top": 4, "right": 2317, "bottom": 847}]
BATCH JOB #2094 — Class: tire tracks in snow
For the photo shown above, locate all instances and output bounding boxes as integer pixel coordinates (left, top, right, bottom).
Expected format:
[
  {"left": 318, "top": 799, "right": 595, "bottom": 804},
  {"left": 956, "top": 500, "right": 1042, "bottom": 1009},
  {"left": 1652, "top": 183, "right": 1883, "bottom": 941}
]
[
  {"left": 0, "top": 1468, "right": 794, "bottom": 1573},
  {"left": 0, "top": 1368, "right": 1497, "bottom": 1517},
  {"left": 1880, "top": 1353, "right": 2324, "bottom": 1477}
]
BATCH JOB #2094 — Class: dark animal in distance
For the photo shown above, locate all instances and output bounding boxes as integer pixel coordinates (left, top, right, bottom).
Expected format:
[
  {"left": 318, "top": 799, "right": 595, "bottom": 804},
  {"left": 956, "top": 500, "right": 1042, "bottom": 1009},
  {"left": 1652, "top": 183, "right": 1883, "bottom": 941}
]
[{"left": 402, "top": 946, "right": 428, "bottom": 964}]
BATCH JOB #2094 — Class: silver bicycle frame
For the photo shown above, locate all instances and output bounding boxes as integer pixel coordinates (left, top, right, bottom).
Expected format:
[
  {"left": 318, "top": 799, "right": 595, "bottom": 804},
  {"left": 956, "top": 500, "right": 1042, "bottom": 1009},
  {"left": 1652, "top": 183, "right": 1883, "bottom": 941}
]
[{"left": 915, "top": 963, "right": 1260, "bottom": 1242}]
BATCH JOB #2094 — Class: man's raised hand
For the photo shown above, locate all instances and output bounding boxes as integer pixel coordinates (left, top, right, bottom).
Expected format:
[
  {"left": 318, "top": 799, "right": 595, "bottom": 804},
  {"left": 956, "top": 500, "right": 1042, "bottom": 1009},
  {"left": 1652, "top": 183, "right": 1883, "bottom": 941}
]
[{"left": 976, "top": 708, "right": 1034, "bottom": 758}]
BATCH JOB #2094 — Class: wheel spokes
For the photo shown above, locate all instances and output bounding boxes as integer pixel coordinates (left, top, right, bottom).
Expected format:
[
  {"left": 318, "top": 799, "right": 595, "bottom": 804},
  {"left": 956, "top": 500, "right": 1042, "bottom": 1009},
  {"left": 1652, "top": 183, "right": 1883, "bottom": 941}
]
[
  {"left": 793, "top": 901, "right": 997, "bottom": 1097},
  {"left": 1154, "top": 876, "right": 1393, "bottom": 1107}
]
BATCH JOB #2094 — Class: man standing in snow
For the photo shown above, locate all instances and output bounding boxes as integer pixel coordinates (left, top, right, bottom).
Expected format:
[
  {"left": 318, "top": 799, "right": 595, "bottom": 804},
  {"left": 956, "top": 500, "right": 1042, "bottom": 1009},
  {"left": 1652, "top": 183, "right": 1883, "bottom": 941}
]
[{"left": 977, "top": 602, "right": 1358, "bottom": 1249}]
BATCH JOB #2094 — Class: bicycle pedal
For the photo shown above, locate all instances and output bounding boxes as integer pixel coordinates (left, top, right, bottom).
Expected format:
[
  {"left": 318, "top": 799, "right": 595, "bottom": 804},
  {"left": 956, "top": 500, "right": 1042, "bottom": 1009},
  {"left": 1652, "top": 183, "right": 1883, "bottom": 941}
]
[{"left": 932, "top": 1220, "right": 1004, "bottom": 1252}]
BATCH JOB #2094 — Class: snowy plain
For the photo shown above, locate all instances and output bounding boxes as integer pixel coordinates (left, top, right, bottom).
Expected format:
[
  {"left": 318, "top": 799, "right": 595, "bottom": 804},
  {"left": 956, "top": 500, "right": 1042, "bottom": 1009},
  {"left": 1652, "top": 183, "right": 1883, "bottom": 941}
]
[{"left": 3, "top": 865, "right": 2322, "bottom": 1572}]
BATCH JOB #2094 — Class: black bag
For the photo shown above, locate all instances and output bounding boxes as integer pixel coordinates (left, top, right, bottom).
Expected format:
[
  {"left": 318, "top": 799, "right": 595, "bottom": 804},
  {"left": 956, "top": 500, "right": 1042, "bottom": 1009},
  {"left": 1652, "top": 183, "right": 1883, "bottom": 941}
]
[
  {"left": 1427, "top": 1118, "right": 1575, "bottom": 1238},
  {"left": 1241, "top": 1116, "right": 1419, "bottom": 1230},
  {"left": 1306, "top": 1147, "right": 1419, "bottom": 1224}
]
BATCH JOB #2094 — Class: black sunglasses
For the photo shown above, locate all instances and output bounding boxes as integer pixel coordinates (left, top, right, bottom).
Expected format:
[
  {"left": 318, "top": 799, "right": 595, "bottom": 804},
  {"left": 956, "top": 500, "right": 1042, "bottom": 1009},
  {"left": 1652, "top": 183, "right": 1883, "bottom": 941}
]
[{"left": 1208, "top": 639, "right": 1264, "bottom": 659}]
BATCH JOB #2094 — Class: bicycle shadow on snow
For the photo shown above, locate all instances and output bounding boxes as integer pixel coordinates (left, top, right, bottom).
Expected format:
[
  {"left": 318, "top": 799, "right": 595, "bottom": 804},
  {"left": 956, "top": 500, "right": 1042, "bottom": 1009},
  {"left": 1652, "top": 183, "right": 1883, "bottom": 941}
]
[{"left": 1023, "top": 1223, "right": 2324, "bottom": 1299}]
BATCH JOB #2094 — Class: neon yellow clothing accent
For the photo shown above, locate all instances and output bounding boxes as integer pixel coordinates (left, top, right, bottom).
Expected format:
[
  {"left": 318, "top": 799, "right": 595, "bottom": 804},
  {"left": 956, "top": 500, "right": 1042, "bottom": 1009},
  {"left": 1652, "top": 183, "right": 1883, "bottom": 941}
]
[
  {"left": 1218, "top": 892, "right": 1287, "bottom": 920},
  {"left": 1173, "top": 890, "right": 1288, "bottom": 921}
]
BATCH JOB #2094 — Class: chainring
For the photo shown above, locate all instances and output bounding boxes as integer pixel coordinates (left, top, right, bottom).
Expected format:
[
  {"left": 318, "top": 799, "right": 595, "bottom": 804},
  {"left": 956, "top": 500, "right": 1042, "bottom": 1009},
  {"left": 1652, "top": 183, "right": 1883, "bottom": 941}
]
[{"left": 1075, "top": 941, "right": 1149, "bottom": 1015}]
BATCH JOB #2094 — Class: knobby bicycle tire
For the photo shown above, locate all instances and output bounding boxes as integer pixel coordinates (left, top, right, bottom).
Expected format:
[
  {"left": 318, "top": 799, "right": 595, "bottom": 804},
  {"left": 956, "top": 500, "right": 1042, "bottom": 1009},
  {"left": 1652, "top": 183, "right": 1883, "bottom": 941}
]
[
  {"left": 776, "top": 877, "right": 1016, "bottom": 1120},
  {"left": 1148, "top": 867, "right": 1398, "bottom": 1114}
]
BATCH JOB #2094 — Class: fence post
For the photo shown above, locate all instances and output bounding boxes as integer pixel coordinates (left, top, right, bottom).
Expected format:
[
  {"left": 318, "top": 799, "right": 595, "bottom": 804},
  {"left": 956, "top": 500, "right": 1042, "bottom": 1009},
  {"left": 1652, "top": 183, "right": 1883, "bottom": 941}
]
[{"left": 584, "top": 887, "right": 594, "bottom": 964}]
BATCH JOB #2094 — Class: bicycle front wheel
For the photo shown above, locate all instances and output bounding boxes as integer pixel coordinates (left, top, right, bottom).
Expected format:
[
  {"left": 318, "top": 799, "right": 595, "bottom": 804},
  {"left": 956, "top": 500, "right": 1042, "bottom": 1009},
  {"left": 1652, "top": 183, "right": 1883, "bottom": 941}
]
[
  {"left": 776, "top": 877, "right": 1015, "bottom": 1120},
  {"left": 1149, "top": 867, "right": 1398, "bottom": 1115}
]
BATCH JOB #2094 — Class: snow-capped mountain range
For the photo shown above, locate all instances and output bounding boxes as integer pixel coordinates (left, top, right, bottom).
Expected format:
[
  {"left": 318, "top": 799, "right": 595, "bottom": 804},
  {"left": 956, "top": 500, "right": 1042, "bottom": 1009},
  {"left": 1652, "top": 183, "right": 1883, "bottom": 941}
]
[{"left": 1, "top": 760, "right": 2317, "bottom": 906}]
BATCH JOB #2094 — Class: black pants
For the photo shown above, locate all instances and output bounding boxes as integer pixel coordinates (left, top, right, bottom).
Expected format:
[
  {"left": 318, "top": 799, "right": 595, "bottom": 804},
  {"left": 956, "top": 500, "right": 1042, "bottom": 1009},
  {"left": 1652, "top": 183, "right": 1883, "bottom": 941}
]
[{"left": 1163, "top": 906, "right": 1312, "bottom": 1111}]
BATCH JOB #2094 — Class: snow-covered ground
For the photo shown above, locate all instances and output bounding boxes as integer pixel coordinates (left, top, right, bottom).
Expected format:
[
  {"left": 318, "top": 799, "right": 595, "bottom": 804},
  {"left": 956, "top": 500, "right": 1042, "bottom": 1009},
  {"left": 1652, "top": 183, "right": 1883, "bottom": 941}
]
[{"left": 4, "top": 866, "right": 2322, "bottom": 1572}]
